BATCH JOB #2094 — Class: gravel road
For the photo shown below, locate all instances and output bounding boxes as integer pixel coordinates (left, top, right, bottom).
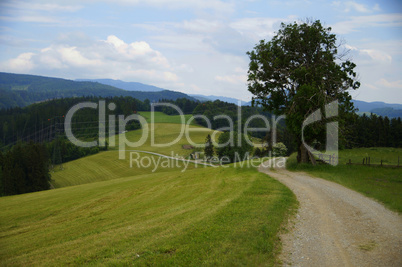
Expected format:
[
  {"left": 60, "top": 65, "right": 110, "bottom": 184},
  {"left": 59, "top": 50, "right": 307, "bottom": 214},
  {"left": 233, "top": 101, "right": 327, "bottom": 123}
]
[{"left": 259, "top": 158, "right": 402, "bottom": 266}]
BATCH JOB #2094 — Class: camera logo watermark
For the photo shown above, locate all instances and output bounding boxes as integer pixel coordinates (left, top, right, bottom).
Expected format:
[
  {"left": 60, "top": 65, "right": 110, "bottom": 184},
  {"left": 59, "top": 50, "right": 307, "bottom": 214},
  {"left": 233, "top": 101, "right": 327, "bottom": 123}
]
[{"left": 302, "top": 100, "right": 339, "bottom": 166}]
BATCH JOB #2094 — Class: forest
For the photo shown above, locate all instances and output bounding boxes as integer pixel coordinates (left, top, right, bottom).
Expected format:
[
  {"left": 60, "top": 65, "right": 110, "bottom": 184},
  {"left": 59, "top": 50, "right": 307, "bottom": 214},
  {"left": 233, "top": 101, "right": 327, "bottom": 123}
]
[{"left": 0, "top": 142, "right": 50, "bottom": 196}]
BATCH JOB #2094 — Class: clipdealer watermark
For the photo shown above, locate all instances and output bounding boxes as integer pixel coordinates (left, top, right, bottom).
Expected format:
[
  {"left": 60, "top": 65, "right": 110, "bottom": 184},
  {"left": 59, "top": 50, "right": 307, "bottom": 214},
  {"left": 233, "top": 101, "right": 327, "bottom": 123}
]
[{"left": 63, "top": 100, "right": 339, "bottom": 171}]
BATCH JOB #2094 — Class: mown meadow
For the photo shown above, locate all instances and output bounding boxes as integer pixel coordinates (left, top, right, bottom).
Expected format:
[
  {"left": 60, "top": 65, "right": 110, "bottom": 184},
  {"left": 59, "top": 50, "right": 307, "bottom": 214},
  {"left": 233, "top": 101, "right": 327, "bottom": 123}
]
[{"left": 0, "top": 163, "right": 297, "bottom": 266}]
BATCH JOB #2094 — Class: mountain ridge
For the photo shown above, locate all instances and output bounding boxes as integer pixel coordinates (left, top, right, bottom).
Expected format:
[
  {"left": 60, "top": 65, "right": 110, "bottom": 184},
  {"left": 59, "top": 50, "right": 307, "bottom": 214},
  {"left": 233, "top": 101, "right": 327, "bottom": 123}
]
[
  {"left": 76, "top": 78, "right": 164, "bottom": 92},
  {"left": 0, "top": 72, "right": 196, "bottom": 109},
  {"left": 1, "top": 73, "right": 401, "bottom": 119}
]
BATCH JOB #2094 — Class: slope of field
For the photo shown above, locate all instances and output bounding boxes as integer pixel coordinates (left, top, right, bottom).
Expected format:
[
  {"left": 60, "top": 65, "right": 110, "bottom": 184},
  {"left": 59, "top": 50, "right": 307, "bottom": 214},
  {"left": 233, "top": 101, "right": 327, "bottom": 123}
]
[
  {"left": 112, "top": 122, "right": 217, "bottom": 157},
  {"left": 52, "top": 122, "right": 217, "bottom": 188},
  {"left": 51, "top": 151, "right": 199, "bottom": 188},
  {"left": 287, "top": 147, "right": 402, "bottom": 212},
  {"left": 138, "top": 111, "right": 196, "bottom": 125},
  {"left": 0, "top": 165, "right": 297, "bottom": 266}
]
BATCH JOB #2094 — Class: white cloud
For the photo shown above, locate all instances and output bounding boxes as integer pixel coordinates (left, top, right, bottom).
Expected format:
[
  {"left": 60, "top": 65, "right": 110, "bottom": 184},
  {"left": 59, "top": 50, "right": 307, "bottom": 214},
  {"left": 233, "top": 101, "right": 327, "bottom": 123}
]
[
  {"left": 180, "top": 19, "right": 223, "bottom": 33},
  {"left": 0, "top": 15, "right": 60, "bottom": 23},
  {"left": 0, "top": 35, "right": 179, "bottom": 85},
  {"left": 57, "top": 46, "right": 101, "bottom": 67},
  {"left": 360, "top": 49, "right": 392, "bottom": 63},
  {"left": 0, "top": 0, "right": 83, "bottom": 24},
  {"left": 344, "top": 44, "right": 392, "bottom": 64},
  {"left": 215, "top": 74, "right": 247, "bottom": 85},
  {"left": 230, "top": 17, "right": 289, "bottom": 40},
  {"left": 373, "top": 3, "right": 381, "bottom": 12},
  {"left": 344, "top": 44, "right": 358, "bottom": 51},
  {"left": 332, "top": 13, "right": 402, "bottom": 34},
  {"left": 111, "top": 0, "right": 234, "bottom": 13},
  {"left": 1, "top": 52, "right": 35, "bottom": 72},
  {"left": 376, "top": 78, "right": 402, "bottom": 89},
  {"left": 344, "top": 1, "right": 371, "bottom": 13},
  {"left": 331, "top": 1, "right": 381, "bottom": 13},
  {"left": 0, "top": 1, "right": 83, "bottom": 12}
]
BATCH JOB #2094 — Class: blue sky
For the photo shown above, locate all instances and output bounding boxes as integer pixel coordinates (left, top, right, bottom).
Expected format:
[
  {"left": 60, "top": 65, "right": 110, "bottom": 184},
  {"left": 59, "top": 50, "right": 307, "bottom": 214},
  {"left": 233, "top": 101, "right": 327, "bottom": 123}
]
[{"left": 0, "top": 0, "right": 401, "bottom": 103}]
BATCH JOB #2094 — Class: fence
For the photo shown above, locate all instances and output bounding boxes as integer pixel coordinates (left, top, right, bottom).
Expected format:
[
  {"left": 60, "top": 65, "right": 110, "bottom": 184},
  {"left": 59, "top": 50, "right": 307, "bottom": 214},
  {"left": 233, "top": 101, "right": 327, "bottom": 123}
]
[
  {"left": 313, "top": 152, "right": 338, "bottom": 165},
  {"left": 346, "top": 156, "right": 402, "bottom": 168}
]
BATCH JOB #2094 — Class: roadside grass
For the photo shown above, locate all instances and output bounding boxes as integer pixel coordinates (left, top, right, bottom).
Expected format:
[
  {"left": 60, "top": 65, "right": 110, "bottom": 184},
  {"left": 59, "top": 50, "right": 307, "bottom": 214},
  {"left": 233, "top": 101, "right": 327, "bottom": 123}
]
[
  {"left": 138, "top": 111, "right": 196, "bottom": 125},
  {"left": 338, "top": 147, "right": 402, "bottom": 166},
  {"left": 0, "top": 164, "right": 297, "bottom": 266},
  {"left": 287, "top": 148, "right": 402, "bottom": 213},
  {"left": 51, "top": 151, "right": 200, "bottom": 188}
]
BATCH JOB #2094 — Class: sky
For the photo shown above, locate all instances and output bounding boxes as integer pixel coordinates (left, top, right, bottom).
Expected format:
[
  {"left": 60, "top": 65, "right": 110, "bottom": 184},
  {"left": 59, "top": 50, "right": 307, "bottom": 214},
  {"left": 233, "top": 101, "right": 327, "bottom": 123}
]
[{"left": 0, "top": 0, "right": 401, "bottom": 103}]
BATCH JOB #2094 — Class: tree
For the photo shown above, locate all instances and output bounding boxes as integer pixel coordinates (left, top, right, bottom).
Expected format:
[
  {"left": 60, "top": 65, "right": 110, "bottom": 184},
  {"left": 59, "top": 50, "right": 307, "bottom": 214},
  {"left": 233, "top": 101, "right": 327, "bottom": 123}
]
[
  {"left": 272, "top": 142, "right": 288, "bottom": 157},
  {"left": 204, "top": 134, "right": 214, "bottom": 161},
  {"left": 216, "top": 132, "right": 253, "bottom": 163},
  {"left": 247, "top": 20, "right": 360, "bottom": 163}
]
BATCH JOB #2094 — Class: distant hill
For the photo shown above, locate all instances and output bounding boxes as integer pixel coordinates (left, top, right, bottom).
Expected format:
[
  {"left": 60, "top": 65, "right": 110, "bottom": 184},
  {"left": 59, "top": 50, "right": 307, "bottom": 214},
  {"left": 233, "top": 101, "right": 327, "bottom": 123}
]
[
  {"left": 352, "top": 100, "right": 402, "bottom": 112},
  {"left": 190, "top": 94, "right": 249, "bottom": 106},
  {"left": 352, "top": 100, "right": 402, "bottom": 118},
  {"left": 0, "top": 72, "right": 196, "bottom": 109},
  {"left": 369, "top": 108, "right": 402, "bottom": 119},
  {"left": 76, "top": 78, "right": 164, "bottom": 92}
]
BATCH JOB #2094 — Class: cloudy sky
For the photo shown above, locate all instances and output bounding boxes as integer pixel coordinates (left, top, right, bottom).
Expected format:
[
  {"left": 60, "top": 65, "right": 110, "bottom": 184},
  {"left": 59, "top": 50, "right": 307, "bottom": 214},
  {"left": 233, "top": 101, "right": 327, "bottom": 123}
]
[{"left": 0, "top": 0, "right": 401, "bottom": 103}]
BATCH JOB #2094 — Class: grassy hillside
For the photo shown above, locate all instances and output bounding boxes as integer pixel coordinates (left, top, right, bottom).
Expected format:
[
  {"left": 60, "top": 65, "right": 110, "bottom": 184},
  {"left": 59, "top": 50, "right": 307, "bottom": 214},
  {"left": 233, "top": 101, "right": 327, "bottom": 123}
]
[
  {"left": 138, "top": 111, "right": 196, "bottom": 125},
  {"left": 52, "top": 122, "right": 217, "bottom": 188},
  {"left": 112, "top": 122, "right": 217, "bottom": 157},
  {"left": 51, "top": 151, "right": 200, "bottom": 188},
  {"left": 0, "top": 165, "right": 297, "bottom": 266},
  {"left": 287, "top": 148, "right": 402, "bottom": 212}
]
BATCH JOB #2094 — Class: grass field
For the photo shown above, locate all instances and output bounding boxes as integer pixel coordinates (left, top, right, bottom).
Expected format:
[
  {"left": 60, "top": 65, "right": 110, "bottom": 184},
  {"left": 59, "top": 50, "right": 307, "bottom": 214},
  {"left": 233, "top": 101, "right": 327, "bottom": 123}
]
[
  {"left": 52, "top": 122, "right": 219, "bottom": 188},
  {"left": 287, "top": 147, "right": 402, "bottom": 213},
  {"left": 338, "top": 147, "right": 402, "bottom": 165},
  {"left": 51, "top": 150, "right": 201, "bottom": 188},
  {"left": 138, "top": 111, "right": 196, "bottom": 125},
  {"left": 0, "top": 164, "right": 297, "bottom": 266},
  {"left": 111, "top": 122, "right": 218, "bottom": 157}
]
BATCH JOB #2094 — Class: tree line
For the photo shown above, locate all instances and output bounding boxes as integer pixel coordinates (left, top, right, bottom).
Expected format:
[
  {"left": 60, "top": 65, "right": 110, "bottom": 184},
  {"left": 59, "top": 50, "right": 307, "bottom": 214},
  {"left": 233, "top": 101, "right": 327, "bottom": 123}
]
[
  {"left": 345, "top": 113, "right": 402, "bottom": 148},
  {"left": 0, "top": 96, "right": 149, "bottom": 149},
  {"left": 0, "top": 142, "right": 50, "bottom": 196}
]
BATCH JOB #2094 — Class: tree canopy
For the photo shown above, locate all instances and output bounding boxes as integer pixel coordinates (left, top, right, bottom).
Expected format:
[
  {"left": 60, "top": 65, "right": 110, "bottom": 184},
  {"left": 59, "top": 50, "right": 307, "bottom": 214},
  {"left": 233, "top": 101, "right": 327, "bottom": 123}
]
[
  {"left": 216, "top": 132, "right": 253, "bottom": 163},
  {"left": 247, "top": 19, "right": 360, "bottom": 163}
]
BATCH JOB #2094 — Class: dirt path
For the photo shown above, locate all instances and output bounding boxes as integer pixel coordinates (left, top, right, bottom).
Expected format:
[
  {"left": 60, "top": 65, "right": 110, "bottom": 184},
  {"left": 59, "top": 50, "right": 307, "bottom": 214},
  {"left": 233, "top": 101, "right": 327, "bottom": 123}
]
[{"left": 259, "top": 158, "right": 402, "bottom": 266}]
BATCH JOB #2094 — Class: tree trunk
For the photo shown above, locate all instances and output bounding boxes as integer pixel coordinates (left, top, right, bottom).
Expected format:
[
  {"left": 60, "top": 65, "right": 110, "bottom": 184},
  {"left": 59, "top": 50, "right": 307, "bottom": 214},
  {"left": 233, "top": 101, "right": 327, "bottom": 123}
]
[{"left": 298, "top": 143, "right": 310, "bottom": 163}]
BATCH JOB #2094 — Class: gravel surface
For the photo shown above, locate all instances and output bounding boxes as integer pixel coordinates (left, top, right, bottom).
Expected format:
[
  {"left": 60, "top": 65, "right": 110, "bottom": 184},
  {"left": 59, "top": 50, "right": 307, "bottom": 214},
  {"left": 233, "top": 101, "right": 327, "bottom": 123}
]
[{"left": 259, "top": 158, "right": 402, "bottom": 267}]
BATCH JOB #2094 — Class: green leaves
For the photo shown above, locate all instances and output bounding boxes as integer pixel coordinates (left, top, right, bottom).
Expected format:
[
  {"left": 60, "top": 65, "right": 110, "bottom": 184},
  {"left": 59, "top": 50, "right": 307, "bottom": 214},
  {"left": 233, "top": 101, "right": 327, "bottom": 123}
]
[
  {"left": 216, "top": 132, "right": 253, "bottom": 163},
  {"left": 247, "top": 19, "right": 360, "bottom": 163}
]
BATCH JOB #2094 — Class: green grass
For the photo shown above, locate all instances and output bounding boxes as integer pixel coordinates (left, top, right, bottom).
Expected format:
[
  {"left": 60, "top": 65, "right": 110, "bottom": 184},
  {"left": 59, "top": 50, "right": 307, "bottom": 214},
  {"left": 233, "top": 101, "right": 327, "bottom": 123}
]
[
  {"left": 51, "top": 151, "right": 200, "bottom": 188},
  {"left": 287, "top": 148, "right": 402, "bottom": 213},
  {"left": 339, "top": 147, "right": 402, "bottom": 165},
  {"left": 53, "top": 123, "right": 219, "bottom": 188},
  {"left": 138, "top": 111, "right": 196, "bottom": 125},
  {"left": 0, "top": 165, "right": 297, "bottom": 266},
  {"left": 111, "top": 122, "right": 218, "bottom": 157}
]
